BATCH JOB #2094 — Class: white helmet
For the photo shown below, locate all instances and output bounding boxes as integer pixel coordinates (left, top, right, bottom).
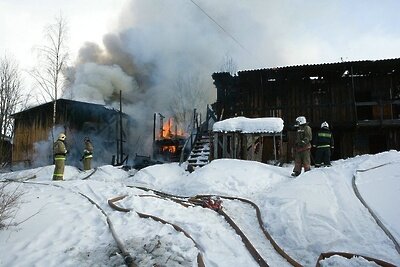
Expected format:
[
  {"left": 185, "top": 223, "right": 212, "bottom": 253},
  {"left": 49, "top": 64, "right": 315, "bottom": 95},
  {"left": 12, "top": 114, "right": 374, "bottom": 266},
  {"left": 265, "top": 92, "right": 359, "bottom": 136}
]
[
  {"left": 321, "top": 121, "right": 329, "bottom": 129},
  {"left": 295, "top": 116, "right": 306, "bottom": 125},
  {"left": 58, "top": 133, "right": 66, "bottom": 141}
]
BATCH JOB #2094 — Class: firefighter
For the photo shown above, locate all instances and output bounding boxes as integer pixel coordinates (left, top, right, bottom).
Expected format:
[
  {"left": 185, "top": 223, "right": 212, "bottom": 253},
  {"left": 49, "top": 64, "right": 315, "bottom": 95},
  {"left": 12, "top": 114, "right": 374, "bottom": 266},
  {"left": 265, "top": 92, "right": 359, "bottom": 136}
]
[
  {"left": 313, "top": 121, "right": 334, "bottom": 167},
  {"left": 291, "top": 116, "right": 312, "bottom": 177},
  {"left": 53, "top": 133, "right": 67, "bottom": 181},
  {"left": 81, "top": 137, "right": 93, "bottom": 170}
]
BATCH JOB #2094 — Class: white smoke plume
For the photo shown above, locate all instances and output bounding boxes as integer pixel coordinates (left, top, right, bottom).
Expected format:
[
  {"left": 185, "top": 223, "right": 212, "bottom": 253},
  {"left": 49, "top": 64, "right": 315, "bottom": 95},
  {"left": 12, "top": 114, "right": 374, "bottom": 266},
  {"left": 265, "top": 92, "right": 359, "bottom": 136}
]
[
  {"left": 68, "top": 63, "right": 139, "bottom": 105},
  {"left": 63, "top": 0, "right": 399, "bottom": 159},
  {"left": 65, "top": 0, "right": 248, "bottom": 157}
]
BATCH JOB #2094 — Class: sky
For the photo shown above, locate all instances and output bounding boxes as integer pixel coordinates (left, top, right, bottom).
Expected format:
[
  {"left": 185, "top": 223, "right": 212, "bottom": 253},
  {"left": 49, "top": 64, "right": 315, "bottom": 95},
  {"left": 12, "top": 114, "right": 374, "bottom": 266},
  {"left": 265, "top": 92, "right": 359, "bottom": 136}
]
[
  {"left": 2, "top": 0, "right": 400, "bottom": 157},
  {"left": 1, "top": 0, "right": 400, "bottom": 91},
  {"left": 0, "top": 150, "right": 399, "bottom": 266},
  {"left": 0, "top": 0, "right": 124, "bottom": 71},
  {"left": 1, "top": 1, "right": 400, "bottom": 65}
]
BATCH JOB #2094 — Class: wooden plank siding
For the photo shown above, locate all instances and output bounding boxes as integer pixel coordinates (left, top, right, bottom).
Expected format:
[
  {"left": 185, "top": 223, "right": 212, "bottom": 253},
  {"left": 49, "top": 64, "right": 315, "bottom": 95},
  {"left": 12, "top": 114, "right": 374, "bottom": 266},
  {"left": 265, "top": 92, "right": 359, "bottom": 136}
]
[
  {"left": 12, "top": 99, "right": 130, "bottom": 167},
  {"left": 212, "top": 58, "right": 400, "bottom": 160},
  {"left": 13, "top": 103, "right": 54, "bottom": 165}
]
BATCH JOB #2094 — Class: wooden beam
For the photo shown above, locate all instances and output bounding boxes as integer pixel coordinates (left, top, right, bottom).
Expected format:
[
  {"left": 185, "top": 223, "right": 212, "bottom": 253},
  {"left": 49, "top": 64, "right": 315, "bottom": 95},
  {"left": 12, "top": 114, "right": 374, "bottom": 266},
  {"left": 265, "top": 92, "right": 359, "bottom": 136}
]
[{"left": 213, "top": 132, "right": 218, "bottom": 159}]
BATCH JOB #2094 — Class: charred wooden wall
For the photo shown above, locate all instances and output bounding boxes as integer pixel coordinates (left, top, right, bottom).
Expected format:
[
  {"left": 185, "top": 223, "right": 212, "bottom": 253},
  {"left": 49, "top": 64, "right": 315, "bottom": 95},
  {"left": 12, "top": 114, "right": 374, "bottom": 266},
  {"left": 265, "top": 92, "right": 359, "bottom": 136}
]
[
  {"left": 212, "top": 58, "right": 400, "bottom": 160},
  {"left": 12, "top": 102, "right": 53, "bottom": 165},
  {"left": 12, "top": 99, "right": 129, "bottom": 166},
  {"left": 0, "top": 138, "right": 12, "bottom": 165}
]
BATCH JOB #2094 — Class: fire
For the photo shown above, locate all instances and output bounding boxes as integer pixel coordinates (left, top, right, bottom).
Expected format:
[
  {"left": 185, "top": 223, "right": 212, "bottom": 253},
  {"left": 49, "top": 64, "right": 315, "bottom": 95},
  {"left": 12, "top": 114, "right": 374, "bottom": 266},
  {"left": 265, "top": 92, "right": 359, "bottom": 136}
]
[
  {"left": 162, "top": 145, "right": 176, "bottom": 153},
  {"left": 160, "top": 118, "right": 186, "bottom": 139},
  {"left": 154, "top": 115, "right": 186, "bottom": 160}
]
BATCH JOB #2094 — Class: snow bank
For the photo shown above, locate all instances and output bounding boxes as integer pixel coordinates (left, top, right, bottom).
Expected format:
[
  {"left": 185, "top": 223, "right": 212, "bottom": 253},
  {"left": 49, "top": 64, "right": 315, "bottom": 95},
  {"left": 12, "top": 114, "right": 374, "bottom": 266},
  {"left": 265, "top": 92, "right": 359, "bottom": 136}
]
[{"left": 213, "top": 117, "right": 284, "bottom": 133}]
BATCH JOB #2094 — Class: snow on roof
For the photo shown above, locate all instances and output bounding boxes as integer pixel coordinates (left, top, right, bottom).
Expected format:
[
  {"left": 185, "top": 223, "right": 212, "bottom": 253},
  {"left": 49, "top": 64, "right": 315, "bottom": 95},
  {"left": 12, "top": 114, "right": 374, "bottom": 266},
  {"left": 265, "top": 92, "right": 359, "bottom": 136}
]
[{"left": 213, "top": 117, "right": 284, "bottom": 133}]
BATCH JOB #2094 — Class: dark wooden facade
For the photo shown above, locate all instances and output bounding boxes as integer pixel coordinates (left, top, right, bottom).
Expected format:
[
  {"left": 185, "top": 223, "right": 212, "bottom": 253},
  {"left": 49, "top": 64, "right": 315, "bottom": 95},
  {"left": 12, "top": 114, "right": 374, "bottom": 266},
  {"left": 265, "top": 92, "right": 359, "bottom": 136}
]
[
  {"left": 12, "top": 99, "right": 130, "bottom": 167},
  {"left": 0, "top": 136, "right": 12, "bottom": 166},
  {"left": 212, "top": 58, "right": 400, "bottom": 160}
]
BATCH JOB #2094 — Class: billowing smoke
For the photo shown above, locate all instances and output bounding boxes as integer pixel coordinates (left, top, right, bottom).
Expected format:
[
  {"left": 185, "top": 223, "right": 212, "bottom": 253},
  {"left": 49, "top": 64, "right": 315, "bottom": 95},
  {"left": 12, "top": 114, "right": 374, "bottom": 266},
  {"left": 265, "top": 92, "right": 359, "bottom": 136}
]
[
  {"left": 67, "top": 0, "right": 367, "bottom": 158},
  {"left": 64, "top": 0, "right": 251, "bottom": 158},
  {"left": 68, "top": 62, "right": 139, "bottom": 105}
]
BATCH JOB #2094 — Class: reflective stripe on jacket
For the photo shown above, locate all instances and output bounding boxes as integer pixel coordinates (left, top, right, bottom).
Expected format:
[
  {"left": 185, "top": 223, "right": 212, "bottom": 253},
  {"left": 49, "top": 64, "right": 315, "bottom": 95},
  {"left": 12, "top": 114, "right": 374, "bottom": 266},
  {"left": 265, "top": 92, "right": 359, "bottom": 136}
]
[
  {"left": 314, "top": 128, "right": 334, "bottom": 149},
  {"left": 54, "top": 155, "right": 66, "bottom": 161},
  {"left": 84, "top": 154, "right": 93, "bottom": 159},
  {"left": 83, "top": 141, "right": 94, "bottom": 159}
]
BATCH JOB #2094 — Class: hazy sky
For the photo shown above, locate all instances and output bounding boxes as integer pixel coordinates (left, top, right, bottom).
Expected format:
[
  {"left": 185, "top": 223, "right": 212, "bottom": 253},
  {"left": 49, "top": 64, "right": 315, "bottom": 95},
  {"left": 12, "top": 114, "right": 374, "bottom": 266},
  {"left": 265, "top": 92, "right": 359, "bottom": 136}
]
[
  {"left": 0, "top": 0, "right": 124, "bottom": 71},
  {"left": 1, "top": 0, "right": 400, "bottom": 155},
  {"left": 1, "top": 0, "right": 400, "bottom": 90}
]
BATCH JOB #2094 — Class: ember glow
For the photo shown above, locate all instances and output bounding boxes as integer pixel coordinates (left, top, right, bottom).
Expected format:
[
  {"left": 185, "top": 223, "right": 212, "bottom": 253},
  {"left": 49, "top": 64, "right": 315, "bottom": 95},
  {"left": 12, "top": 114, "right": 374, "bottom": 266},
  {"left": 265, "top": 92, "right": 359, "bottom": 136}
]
[
  {"left": 160, "top": 118, "right": 186, "bottom": 139},
  {"left": 162, "top": 145, "right": 176, "bottom": 153}
]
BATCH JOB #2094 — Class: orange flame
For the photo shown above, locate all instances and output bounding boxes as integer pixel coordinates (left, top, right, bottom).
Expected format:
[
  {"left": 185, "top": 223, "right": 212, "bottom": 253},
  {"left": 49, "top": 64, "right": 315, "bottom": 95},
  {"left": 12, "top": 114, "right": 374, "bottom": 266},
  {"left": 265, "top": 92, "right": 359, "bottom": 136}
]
[
  {"left": 160, "top": 118, "right": 186, "bottom": 139},
  {"left": 162, "top": 145, "right": 176, "bottom": 153}
]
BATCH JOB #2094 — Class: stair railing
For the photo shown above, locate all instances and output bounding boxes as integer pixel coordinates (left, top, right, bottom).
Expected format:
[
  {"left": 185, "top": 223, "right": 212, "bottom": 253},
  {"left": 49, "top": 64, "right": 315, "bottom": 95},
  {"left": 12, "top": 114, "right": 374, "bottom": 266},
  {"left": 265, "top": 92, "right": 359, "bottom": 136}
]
[{"left": 179, "top": 106, "right": 217, "bottom": 166}]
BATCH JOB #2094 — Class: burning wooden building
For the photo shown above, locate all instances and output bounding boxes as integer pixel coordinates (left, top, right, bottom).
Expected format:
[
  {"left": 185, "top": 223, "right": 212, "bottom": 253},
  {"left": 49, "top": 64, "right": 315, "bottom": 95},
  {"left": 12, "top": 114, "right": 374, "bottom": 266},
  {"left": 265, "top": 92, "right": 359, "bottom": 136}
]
[
  {"left": 152, "top": 113, "right": 187, "bottom": 162},
  {"left": 12, "top": 99, "right": 130, "bottom": 167},
  {"left": 212, "top": 58, "right": 400, "bottom": 161}
]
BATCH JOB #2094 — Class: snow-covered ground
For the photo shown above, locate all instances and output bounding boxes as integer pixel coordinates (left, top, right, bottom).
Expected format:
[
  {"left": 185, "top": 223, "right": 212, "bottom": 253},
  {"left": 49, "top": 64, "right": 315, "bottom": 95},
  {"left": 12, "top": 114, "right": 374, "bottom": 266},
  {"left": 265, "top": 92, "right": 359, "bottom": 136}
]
[{"left": 1, "top": 151, "right": 399, "bottom": 267}]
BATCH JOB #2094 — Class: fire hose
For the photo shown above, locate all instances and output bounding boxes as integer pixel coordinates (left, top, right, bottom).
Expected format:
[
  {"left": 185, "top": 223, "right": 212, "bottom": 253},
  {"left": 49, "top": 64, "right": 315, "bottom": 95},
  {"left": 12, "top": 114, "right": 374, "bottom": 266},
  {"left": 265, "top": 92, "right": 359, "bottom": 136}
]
[
  {"left": 2, "top": 171, "right": 398, "bottom": 267},
  {"left": 5, "top": 180, "right": 136, "bottom": 267},
  {"left": 108, "top": 195, "right": 206, "bottom": 267},
  {"left": 128, "top": 185, "right": 398, "bottom": 267},
  {"left": 194, "top": 194, "right": 301, "bottom": 267},
  {"left": 353, "top": 163, "right": 400, "bottom": 255}
]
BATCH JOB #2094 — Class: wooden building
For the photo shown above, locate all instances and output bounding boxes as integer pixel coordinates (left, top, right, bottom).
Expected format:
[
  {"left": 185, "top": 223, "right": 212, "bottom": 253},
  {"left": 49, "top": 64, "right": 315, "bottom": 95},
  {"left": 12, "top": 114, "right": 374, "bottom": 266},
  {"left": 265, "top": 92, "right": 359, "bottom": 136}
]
[
  {"left": 211, "top": 117, "right": 283, "bottom": 163},
  {"left": 12, "top": 99, "right": 130, "bottom": 167},
  {"left": 0, "top": 135, "right": 12, "bottom": 166},
  {"left": 212, "top": 58, "right": 400, "bottom": 161}
]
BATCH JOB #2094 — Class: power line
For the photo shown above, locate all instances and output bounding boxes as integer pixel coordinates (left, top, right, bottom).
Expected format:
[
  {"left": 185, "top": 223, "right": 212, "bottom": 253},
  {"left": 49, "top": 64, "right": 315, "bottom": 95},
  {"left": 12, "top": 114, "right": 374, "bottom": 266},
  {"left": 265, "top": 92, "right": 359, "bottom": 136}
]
[{"left": 189, "top": 0, "right": 249, "bottom": 54}]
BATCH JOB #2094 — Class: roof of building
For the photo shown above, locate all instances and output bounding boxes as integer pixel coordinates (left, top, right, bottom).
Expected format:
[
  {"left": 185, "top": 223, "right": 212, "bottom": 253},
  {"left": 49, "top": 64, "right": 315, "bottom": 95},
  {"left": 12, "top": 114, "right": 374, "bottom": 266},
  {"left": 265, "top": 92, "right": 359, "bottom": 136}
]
[
  {"left": 12, "top": 98, "right": 120, "bottom": 117},
  {"left": 212, "top": 57, "right": 400, "bottom": 77},
  {"left": 238, "top": 57, "right": 400, "bottom": 74}
]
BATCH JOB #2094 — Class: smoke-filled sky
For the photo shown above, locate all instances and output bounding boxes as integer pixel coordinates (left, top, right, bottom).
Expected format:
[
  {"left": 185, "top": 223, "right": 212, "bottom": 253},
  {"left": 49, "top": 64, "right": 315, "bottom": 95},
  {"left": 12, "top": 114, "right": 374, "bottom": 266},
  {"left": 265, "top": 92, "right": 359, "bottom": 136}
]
[
  {"left": 1, "top": 0, "right": 400, "bottom": 98},
  {"left": 1, "top": 0, "right": 400, "bottom": 156},
  {"left": 1, "top": 0, "right": 400, "bottom": 82}
]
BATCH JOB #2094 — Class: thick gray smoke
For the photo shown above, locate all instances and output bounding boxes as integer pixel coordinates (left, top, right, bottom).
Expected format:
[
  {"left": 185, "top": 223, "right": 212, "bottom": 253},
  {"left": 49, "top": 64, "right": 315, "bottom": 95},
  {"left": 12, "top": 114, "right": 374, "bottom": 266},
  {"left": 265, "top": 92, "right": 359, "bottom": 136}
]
[
  {"left": 65, "top": 0, "right": 255, "bottom": 157},
  {"left": 63, "top": 0, "right": 289, "bottom": 158},
  {"left": 64, "top": 0, "right": 396, "bottom": 159}
]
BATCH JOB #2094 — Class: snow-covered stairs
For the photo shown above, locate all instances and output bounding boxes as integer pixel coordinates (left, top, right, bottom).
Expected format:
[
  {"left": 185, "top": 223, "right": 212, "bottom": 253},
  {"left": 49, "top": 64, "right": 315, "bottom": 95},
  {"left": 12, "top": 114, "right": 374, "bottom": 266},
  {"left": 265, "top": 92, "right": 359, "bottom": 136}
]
[{"left": 187, "top": 135, "right": 210, "bottom": 168}]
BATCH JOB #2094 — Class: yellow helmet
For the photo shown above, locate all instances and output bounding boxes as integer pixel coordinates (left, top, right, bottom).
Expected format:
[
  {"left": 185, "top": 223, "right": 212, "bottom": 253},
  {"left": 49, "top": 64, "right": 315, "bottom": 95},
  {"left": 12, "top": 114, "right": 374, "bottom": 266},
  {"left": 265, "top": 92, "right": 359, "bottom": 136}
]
[{"left": 58, "top": 133, "right": 66, "bottom": 141}]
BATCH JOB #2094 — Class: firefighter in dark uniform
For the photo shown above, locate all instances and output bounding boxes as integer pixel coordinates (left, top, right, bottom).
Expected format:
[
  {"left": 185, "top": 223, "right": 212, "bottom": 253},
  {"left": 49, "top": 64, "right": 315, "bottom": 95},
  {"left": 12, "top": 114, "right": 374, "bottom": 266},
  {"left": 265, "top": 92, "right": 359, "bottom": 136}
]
[
  {"left": 291, "top": 116, "right": 312, "bottom": 177},
  {"left": 53, "top": 133, "right": 67, "bottom": 181},
  {"left": 82, "top": 137, "right": 93, "bottom": 170},
  {"left": 313, "top": 121, "right": 334, "bottom": 167}
]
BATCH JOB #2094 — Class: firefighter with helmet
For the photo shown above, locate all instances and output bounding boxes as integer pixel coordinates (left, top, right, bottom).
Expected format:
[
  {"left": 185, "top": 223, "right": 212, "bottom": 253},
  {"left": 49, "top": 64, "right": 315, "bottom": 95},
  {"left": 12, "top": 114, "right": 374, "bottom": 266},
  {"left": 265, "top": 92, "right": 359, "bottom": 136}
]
[
  {"left": 291, "top": 116, "right": 312, "bottom": 177},
  {"left": 313, "top": 121, "right": 334, "bottom": 167},
  {"left": 53, "top": 133, "right": 67, "bottom": 181},
  {"left": 81, "top": 137, "right": 94, "bottom": 170}
]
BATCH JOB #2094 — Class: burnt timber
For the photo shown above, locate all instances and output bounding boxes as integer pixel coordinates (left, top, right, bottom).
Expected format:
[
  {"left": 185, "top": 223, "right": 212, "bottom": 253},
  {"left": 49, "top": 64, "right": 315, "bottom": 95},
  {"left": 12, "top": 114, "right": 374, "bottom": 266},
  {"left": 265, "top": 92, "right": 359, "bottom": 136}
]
[
  {"left": 12, "top": 99, "right": 130, "bottom": 167},
  {"left": 212, "top": 58, "right": 400, "bottom": 161}
]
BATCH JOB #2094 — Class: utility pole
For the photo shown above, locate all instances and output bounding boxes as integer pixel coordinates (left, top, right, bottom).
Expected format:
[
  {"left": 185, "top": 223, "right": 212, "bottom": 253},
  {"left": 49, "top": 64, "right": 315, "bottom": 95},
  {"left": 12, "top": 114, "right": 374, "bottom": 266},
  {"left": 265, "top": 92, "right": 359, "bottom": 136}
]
[{"left": 119, "top": 90, "right": 124, "bottom": 164}]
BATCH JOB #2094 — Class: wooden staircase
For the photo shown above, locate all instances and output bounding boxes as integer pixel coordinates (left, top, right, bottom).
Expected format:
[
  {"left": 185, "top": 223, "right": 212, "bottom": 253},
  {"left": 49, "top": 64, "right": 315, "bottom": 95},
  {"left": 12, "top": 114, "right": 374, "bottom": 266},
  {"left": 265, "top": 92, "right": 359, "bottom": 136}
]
[{"left": 187, "top": 135, "right": 210, "bottom": 169}]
